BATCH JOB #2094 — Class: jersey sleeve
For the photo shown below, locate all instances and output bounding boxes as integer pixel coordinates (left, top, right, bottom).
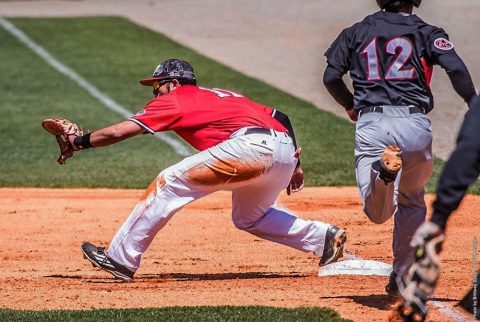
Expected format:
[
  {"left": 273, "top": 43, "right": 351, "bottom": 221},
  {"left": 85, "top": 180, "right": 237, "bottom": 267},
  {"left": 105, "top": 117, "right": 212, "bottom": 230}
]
[
  {"left": 129, "top": 97, "right": 181, "bottom": 134},
  {"left": 324, "top": 28, "right": 352, "bottom": 73},
  {"left": 426, "top": 27, "right": 476, "bottom": 103},
  {"left": 427, "top": 27, "right": 457, "bottom": 62}
]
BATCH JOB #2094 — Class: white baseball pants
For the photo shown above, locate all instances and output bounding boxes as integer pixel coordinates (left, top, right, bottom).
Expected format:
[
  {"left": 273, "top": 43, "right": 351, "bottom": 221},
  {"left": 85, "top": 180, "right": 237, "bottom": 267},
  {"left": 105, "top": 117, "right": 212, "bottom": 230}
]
[{"left": 107, "top": 127, "right": 331, "bottom": 272}]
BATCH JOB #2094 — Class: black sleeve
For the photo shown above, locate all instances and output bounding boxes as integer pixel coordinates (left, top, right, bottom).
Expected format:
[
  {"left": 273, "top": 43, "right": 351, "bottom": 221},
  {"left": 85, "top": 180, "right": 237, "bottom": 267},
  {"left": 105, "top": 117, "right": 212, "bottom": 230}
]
[
  {"left": 273, "top": 109, "right": 297, "bottom": 148},
  {"left": 323, "top": 65, "right": 355, "bottom": 110},
  {"left": 324, "top": 28, "right": 352, "bottom": 73},
  {"left": 431, "top": 95, "right": 480, "bottom": 229},
  {"left": 427, "top": 28, "right": 476, "bottom": 104},
  {"left": 436, "top": 54, "right": 476, "bottom": 104}
]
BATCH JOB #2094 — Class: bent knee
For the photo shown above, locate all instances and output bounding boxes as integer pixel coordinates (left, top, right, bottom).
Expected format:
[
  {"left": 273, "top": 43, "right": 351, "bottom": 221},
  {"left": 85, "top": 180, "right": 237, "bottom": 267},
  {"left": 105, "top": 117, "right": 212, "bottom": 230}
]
[
  {"left": 232, "top": 216, "right": 260, "bottom": 231},
  {"left": 363, "top": 207, "right": 393, "bottom": 224},
  {"left": 233, "top": 220, "right": 254, "bottom": 231}
]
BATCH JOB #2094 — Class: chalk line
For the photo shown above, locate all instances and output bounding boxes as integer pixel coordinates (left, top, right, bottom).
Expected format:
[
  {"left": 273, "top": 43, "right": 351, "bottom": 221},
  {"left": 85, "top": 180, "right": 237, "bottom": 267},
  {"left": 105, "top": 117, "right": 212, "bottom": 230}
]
[{"left": 0, "top": 17, "right": 191, "bottom": 157}]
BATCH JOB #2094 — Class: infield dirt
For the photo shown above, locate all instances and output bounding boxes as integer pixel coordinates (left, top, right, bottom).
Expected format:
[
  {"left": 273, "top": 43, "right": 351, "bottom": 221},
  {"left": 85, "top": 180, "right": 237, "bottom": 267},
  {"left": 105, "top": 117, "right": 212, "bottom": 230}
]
[{"left": 0, "top": 187, "right": 476, "bottom": 321}]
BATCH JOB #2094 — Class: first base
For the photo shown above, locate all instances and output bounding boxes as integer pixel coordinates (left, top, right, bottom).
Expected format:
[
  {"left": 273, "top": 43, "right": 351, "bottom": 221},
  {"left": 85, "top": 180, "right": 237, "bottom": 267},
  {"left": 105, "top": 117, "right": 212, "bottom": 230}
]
[{"left": 318, "top": 259, "right": 392, "bottom": 277}]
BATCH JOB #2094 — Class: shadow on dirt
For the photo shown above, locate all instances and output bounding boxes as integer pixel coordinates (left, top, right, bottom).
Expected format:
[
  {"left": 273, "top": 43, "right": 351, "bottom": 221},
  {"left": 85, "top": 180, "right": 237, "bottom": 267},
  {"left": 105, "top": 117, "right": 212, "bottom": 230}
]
[
  {"left": 45, "top": 272, "right": 308, "bottom": 283},
  {"left": 321, "top": 294, "right": 459, "bottom": 311},
  {"left": 322, "top": 294, "right": 392, "bottom": 311}
]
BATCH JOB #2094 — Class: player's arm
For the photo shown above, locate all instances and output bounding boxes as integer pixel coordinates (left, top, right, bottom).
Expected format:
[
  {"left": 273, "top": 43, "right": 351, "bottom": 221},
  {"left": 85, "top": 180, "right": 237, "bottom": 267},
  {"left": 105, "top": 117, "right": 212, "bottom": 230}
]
[
  {"left": 323, "top": 28, "right": 357, "bottom": 121},
  {"left": 71, "top": 120, "right": 144, "bottom": 150},
  {"left": 437, "top": 53, "right": 476, "bottom": 105},
  {"left": 323, "top": 65, "right": 354, "bottom": 110},
  {"left": 429, "top": 30, "right": 476, "bottom": 104}
]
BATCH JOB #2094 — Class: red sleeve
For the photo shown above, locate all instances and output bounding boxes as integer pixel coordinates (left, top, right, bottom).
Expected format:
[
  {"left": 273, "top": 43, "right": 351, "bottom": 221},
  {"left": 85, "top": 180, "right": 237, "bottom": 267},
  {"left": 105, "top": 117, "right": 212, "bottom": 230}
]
[
  {"left": 129, "top": 96, "right": 181, "bottom": 133},
  {"left": 262, "top": 105, "right": 274, "bottom": 115}
]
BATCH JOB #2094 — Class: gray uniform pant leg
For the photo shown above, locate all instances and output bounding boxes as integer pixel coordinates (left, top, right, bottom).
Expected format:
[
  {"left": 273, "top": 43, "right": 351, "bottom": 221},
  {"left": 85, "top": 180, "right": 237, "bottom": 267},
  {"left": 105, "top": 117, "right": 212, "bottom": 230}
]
[
  {"left": 355, "top": 108, "right": 433, "bottom": 274},
  {"left": 393, "top": 155, "right": 433, "bottom": 274}
]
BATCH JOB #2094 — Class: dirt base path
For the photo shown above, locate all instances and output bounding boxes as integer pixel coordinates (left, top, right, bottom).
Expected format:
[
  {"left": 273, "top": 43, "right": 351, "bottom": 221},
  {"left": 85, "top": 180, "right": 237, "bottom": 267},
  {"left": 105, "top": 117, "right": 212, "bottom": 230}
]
[{"left": 0, "top": 187, "right": 476, "bottom": 321}]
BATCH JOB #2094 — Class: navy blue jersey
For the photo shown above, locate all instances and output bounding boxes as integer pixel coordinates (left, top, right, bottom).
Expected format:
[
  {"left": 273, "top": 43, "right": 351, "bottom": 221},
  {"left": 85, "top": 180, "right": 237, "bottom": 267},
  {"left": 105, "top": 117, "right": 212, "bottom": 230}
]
[{"left": 325, "top": 11, "right": 460, "bottom": 112}]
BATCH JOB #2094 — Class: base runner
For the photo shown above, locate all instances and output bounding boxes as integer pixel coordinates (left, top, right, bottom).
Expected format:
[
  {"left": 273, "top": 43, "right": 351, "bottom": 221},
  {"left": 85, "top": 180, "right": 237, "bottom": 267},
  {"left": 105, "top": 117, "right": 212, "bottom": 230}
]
[{"left": 322, "top": 0, "right": 476, "bottom": 298}]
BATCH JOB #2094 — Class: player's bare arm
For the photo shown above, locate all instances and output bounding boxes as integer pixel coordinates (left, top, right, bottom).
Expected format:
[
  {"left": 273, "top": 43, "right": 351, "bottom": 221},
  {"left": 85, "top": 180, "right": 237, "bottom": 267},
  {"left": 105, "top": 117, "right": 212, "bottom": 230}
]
[
  {"left": 71, "top": 120, "right": 144, "bottom": 150},
  {"left": 41, "top": 118, "right": 144, "bottom": 164}
]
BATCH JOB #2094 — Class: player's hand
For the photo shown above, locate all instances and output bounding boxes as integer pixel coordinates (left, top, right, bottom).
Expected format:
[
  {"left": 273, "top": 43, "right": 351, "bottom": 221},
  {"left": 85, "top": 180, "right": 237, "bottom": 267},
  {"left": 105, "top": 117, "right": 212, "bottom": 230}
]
[
  {"left": 346, "top": 108, "right": 358, "bottom": 122},
  {"left": 287, "top": 165, "right": 304, "bottom": 195},
  {"left": 396, "top": 221, "right": 445, "bottom": 322}
]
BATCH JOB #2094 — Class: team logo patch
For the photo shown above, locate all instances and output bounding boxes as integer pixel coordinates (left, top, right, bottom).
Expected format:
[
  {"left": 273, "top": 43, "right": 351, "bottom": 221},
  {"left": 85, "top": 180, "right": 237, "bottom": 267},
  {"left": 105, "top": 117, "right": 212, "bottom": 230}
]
[{"left": 434, "top": 38, "right": 454, "bottom": 50}]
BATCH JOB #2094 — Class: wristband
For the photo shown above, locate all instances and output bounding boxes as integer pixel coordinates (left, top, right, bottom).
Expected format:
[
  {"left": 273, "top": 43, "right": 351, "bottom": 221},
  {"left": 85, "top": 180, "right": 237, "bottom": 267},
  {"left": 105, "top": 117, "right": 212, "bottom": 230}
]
[{"left": 73, "top": 133, "right": 92, "bottom": 149}]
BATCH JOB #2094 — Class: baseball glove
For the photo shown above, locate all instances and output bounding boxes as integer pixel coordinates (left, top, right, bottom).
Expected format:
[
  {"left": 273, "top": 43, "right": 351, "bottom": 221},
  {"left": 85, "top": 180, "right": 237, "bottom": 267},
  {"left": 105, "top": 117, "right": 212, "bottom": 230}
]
[
  {"left": 396, "top": 222, "right": 445, "bottom": 322},
  {"left": 42, "top": 117, "right": 83, "bottom": 164}
]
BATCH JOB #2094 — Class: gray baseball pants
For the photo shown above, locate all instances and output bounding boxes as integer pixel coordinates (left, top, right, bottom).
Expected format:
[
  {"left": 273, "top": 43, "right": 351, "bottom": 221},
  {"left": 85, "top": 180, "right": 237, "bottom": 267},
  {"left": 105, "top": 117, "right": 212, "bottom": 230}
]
[{"left": 355, "top": 106, "right": 433, "bottom": 274}]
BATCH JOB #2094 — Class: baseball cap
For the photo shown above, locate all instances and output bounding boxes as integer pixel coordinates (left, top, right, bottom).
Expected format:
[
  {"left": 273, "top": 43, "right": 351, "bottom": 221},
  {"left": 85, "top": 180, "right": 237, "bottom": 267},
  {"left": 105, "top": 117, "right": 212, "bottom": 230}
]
[{"left": 139, "top": 58, "right": 196, "bottom": 86}]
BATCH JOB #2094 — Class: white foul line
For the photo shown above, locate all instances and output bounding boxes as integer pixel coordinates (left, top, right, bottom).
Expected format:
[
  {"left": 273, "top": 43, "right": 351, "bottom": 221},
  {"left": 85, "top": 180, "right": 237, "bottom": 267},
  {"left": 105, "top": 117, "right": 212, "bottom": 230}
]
[
  {"left": 0, "top": 17, "right": 191, "bottom": 157},
  {"left": 430, "top": 301, "right": 472, "bottom": 322}
]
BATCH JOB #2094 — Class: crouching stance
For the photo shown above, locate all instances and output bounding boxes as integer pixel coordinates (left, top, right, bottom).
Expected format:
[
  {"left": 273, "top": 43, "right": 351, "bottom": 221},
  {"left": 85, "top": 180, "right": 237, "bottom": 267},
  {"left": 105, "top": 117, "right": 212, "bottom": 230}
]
[{"left": 43, "top": 58, "right": 346, "bottom": 281}]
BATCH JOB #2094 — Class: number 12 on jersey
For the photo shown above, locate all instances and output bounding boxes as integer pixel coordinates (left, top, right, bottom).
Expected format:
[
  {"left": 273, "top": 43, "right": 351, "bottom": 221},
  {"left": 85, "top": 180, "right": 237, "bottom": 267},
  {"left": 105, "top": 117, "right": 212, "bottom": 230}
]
[{"left": 362, "top": 37, "right": 416, "bottom": 81}]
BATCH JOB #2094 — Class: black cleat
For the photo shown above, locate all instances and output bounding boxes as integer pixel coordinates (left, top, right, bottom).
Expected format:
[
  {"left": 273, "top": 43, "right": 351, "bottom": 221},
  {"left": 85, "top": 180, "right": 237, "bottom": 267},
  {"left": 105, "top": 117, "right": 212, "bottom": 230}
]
[
  {"left": 319, "top": 225, "right": 347, "bottom": 266},
  {"left": 386, "top": 271, "right": 399, "bottom": 299},
  {"left": 81, "top": 242, "right": 134, "bottom": 281}
]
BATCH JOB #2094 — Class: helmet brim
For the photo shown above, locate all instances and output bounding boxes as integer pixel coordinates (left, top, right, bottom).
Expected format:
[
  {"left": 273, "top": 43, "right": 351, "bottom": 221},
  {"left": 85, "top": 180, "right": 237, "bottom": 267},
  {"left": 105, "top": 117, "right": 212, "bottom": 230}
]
[{"left": 139, "top": 77, "right": 163, "bottom": 86}]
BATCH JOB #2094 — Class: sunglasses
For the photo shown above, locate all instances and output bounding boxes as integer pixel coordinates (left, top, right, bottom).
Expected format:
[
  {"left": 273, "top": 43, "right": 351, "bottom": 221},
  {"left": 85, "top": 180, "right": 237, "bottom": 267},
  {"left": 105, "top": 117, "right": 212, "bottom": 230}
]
[
  {"left": 152, "top": 80, "right": 162, "bottom": 91},
  {"left": 152, "top": 80, "right": 168, "bottom": 96}
]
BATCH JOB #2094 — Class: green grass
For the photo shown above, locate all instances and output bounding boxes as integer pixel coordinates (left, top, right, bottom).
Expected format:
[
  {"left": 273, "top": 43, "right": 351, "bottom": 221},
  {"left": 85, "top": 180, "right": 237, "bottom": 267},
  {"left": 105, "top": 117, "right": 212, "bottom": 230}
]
[
  {"left": 0, "top": 307, "right": 352, "bottom": 322},
  {"left": 0, "top": 16, "right": 479, "bottom": 193},
  {"left": 0, "top": 16, "right": 356, "bottom": 188}
]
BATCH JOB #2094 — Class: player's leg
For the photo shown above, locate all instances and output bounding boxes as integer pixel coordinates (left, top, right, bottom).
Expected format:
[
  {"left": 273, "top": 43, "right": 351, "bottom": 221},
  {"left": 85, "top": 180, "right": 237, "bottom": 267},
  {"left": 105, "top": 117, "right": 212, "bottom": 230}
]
[
  {"left": 389, "top": 113, "right": 433, "bottom": 296},
  {"left": 92, "top": 131, "right": 291, "bottom": 277},
  {"left": 355, "top": 112, "right": 399, "bottom": 223},
  {"left": 103, "top": 151, "right": 217, "bottom": 274},
  {"left": 230, "top": 132, "right": 343, "bottom": 264},
  {"left": 356, "top": 154, "right": 400, "bottom": 223},
  {"left": 232, "top": 178, "right": 332, "bottom": 257},
  {"left": 385, "top": 156, "right": 433, "bottom": 297},
  {"left": 392, "top": 152, "right": 434, "bottom": 275}
]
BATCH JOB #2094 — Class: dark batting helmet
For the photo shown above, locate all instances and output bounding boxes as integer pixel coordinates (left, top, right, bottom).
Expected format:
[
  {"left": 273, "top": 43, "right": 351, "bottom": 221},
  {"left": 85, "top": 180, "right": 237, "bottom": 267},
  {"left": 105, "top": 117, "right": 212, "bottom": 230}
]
[
  {"left": 139, "top": 58, "right": 196, "bottom": 86},
  {"left": 376, "top": 0, "right": 422, "bottom": 9}
]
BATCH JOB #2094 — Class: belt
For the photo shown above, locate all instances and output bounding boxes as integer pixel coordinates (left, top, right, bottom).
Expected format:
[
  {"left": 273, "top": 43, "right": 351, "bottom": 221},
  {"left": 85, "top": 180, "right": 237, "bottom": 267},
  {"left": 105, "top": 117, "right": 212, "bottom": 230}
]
[
  {"left": 244, "top": 127, "right": 290, "bottom": 138},
  {"left": 244, "top": 127, "right": 275, "bottom": 136},
  {"left": 358, "top": 106, "right": 424, "bottom": 117}
]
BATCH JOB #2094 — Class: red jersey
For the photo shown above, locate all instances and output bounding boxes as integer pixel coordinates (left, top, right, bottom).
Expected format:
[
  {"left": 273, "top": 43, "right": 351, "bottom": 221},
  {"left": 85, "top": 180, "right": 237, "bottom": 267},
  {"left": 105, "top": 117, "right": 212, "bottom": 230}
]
[{"left": 129, "top": 86, "right": 287, "bottom": 151}]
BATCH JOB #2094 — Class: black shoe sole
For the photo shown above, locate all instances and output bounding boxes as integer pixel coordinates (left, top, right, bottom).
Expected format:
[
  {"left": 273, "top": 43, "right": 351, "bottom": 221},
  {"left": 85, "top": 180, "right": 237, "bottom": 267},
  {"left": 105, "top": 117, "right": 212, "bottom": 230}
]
[{"left": 81, "top": 248, "right": 133, "bottom": 282}]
